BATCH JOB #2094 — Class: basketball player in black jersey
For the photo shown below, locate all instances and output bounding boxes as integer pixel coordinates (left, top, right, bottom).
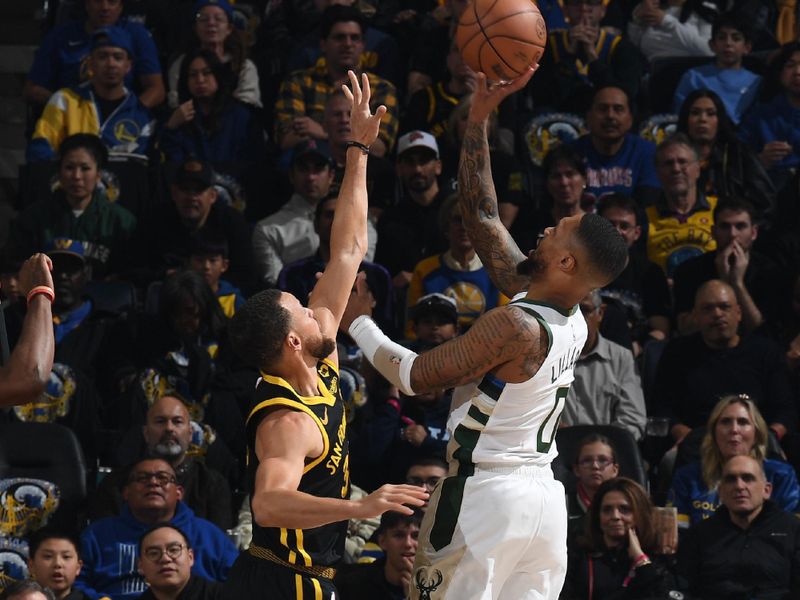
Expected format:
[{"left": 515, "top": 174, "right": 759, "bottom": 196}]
[{"left": 224, "top": 72, "right": 428, "bottom": 600}]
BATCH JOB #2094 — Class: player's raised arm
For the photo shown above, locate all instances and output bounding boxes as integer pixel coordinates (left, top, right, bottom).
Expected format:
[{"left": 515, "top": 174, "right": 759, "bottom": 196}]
[
  {"left": 341, "top": 275, "right": 547, "bottom": 395},
  {"left": 310, "top": 71, "right": 386, "bottom": 338},
  {"left": 0, "top": 254, "right": 55, "bottom": 406},
  {"left": 459, "top": 69, "right": 536, "bottom": 298}
]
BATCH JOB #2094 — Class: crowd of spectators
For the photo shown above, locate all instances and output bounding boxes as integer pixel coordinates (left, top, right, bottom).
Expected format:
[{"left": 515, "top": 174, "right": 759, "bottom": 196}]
[{"left": 4, "top": 0, "right": 800, "bottom": 598}]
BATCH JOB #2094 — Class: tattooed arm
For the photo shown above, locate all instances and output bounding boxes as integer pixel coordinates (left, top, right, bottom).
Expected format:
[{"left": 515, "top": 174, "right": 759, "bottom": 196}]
[
  {"left": 409, "top": 304, "right": 547, "bottom": 391},
  {"left": 459, "top": 70, "right": 537, "bottom": 298},
  {"left": 345, "top": 274, "right": 546, "bottom": 395}
]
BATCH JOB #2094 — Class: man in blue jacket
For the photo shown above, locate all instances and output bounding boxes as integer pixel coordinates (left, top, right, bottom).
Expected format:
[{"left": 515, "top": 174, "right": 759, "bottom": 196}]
[
  {"left": 27, "top": 27, "right": 155, "bottom": 162},
  {"left": 75, "top": 458, "right": 237, "bottom": 599}
]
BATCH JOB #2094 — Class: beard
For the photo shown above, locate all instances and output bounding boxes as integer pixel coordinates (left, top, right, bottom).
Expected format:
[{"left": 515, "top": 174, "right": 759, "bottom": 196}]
[
  {"left": 516, "top": 251, "right": 547, "bottom": 278},
  {"left": 308, "top": 335, "right": 337, "bottom": 359},
  {"left": 151, "top": 438, "right": 185, "bottom": 460}
]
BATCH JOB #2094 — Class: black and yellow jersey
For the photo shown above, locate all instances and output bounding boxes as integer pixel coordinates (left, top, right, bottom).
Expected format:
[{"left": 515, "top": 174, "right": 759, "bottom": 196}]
[{"left": 246, "top": 358, "right": 350, "bottom": 568}]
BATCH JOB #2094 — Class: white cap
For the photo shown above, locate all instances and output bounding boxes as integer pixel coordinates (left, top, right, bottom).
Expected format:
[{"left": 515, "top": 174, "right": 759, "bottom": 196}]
[{"left": 397, "top": 130, "right": 439, "bottom": 159}]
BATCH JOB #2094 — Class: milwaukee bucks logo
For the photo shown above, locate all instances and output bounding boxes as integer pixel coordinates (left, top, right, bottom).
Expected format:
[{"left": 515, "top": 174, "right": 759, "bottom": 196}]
[{"left": 415, "top": 568, "right": 443, "bottom": 599}]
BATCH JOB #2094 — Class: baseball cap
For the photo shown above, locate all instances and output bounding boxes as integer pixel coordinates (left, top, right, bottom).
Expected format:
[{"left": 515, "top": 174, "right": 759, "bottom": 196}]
[
  {"left": 44, "top": 238, "right": 87, "bottom": 262},
  {"left": 410, "top": 293, "right": 457, "bottom": 324},
  {"left": 291, "top": 139, "right": 335, "bottom": 167},
  {"left": 173, "top": 160, "right": 215, "bottom": 190},
  {"left": 193, "top": 0, "right": 235, "bottom": 20},
  {"left": 91, "top": 27, "right": 134, "bottom": 56},
  {"left": 397, "top": 131, "right": 439, "bottom": 159}
]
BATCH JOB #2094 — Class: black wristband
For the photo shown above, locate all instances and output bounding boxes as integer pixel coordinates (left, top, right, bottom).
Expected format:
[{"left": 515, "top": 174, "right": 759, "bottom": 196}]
[{"left": 346, "top": 140, "right": 370, "bottom": 155}]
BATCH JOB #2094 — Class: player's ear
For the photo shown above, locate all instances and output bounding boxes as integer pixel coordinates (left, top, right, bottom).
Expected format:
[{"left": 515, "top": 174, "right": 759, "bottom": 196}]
[
  {"left": 287, "top": 331, "right": 302, "bottom": 353},
  {"left": 559, "top": 252, "right": 576, "bottom": 274}
]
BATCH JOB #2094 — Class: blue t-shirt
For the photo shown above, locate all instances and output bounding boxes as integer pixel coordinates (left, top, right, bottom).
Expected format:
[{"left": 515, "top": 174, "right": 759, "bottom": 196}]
[
  {"left": 27, "top": 18, "right": 161, "bottom": 92},
  {"left": 673, "top": 64, "right": 761, "bottom": 124},
  {"left": 571, "top": 133, "right": 661, "bottom": 206},
  {"left": 740, "top": 93, "right": 800, "bottom": 170}
]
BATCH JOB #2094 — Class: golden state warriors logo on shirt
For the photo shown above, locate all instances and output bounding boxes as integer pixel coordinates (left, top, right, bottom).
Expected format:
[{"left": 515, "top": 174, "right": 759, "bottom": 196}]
[
  {"left": 14, "top": 363, "right": 75, "bottom": 423},
  {"left": 114, "top": 119, "right": 141, "bottom": 143},
  {"left": 0, "top": 478, "right": 60, "bottom": 538},
  {"left": 446, "top": 282, "right": 485, "bottom": 323},
  {"left": 525, "top": 113, "right": 586, "bottom": 166},
  {"left": 0, "top": 537, "right": 30, "bottom": 589}
]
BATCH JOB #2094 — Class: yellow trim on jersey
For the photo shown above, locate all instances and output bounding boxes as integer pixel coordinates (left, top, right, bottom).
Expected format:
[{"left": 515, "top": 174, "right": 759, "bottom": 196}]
[
  {"left": 425, "top": 85, "right": 436, "bottom": 123},
  {"left": 311, "top": 578, "right": 322, "bottom": 599},
  {"left": 296, "top": 528, "right": 312, "bottom": 566},
  {"left": 247, "top": 398, "right": 331, "bottom": 474},
  {"left": 280, "top": 528, "right": 297, "bottom": 564},
  {"left": 258, "top": 360, "right": 339, "bottom": 407},
  {"left": 218, "top": 293, "right": 237, "bottom": 318},
  {"left": 295, "top": 573, "right": 303, "bottom": 600}
]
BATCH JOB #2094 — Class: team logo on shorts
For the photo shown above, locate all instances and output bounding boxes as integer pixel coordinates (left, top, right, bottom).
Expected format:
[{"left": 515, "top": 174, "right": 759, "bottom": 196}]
[{"left": 415, "top": 568, "right": 443, "bottom": 599}]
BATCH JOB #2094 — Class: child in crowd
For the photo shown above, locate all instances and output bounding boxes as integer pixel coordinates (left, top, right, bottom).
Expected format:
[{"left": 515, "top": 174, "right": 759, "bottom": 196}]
[
  {"left": 187, "top": 233, "right": 245, "bottom": 318},
  {"left": 673, "top": 12, "right": 761, "bottom": 124}
]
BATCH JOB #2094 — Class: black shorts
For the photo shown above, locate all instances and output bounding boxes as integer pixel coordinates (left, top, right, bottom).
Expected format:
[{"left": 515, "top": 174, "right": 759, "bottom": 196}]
[{"left": 222, "top": 550, "right": 338, "bottom": 600}]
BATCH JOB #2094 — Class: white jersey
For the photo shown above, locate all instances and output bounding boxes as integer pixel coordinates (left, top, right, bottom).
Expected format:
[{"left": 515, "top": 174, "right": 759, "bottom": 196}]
[{"left": 450, "top": 293, "right": 587, "bottom": 469}]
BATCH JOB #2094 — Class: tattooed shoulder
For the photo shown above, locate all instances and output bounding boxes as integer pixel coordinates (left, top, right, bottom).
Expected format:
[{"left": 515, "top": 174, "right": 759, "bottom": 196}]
[{"left": 503, "top": 304, "right": 550, "bottom": 380}]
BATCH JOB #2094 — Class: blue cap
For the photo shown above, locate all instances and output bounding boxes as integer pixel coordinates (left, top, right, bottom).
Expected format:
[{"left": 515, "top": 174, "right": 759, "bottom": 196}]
[
  {"left": 44, "top": 238, "right": 86, "bottom": 262},
  {"left": 193, "top": 0, "right": 234, "bottom": 20},
  {"left": 91, "top": 26, "right": 134, "bottom": 55}
]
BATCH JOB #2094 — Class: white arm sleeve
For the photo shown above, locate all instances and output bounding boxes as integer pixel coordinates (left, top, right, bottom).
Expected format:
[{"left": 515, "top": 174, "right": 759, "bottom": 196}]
[{"left": 348, "top": 315, "right": 417, "bottom": 395}]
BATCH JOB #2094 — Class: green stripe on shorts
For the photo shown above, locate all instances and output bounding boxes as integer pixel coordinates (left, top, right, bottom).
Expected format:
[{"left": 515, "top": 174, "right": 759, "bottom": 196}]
[{"left": 429, "top": 475, "right": 468, "bottom": 551}]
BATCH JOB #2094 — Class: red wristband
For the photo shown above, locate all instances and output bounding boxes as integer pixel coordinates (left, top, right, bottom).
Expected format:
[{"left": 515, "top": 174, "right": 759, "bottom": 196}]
[
  {"left": 632, "top": 553, "right": 649, "bottom": 565},
  {"left": 387, "top": 397, "right": 401, "bottom": 413},
  {"left": 27, "top": 286, "right": 55, "bottom": 306}
]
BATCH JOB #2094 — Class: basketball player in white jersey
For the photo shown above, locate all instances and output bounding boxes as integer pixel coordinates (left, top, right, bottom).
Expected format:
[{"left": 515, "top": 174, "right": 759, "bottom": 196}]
[{"left": 341, "top": 69, "right": 629, "bottom": 599}]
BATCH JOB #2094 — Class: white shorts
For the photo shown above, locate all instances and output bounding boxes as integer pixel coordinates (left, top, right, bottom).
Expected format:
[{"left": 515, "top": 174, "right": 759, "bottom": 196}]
[{"left": 412, "top": 463, "right": 568, "bottom": 600}]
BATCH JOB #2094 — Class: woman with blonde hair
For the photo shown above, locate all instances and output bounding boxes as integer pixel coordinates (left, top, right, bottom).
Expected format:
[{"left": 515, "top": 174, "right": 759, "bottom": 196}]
[{"left": 668, "top": 394, "right": 799, "bottom": 528}]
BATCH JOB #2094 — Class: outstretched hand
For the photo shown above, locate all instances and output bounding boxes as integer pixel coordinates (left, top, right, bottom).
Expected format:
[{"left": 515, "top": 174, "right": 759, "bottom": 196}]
[
  {"left": 339, "top": 272, "right": 374, "bottom": 333},
  {"left": 468, "top": 66, "right": 537, "bottom": 124},
  {"left": 17, "top": 253, "right": 54, "bottom": 296},
  {"left": 342, "top": 70, "right": 387, "bottom": 147},
  {"left": 353, "top": 483, "right": 429, "bottom": 519}
]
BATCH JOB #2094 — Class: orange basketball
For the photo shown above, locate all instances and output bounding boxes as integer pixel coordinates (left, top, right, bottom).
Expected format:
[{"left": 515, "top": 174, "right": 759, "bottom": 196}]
[{"left": 456, "top": 0, "right": 547, "bottom": 82}]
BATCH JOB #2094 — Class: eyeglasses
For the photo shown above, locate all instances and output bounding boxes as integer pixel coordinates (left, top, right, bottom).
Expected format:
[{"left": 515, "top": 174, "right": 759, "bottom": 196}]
[
  {"left": 578, "top": 456, "right": 614, "bottom": 468},
  {"left": 129, "top": 471, "right": 177, "bottom": 487},
  {"left": 407, "top": 476, "right": 442, "bottom": 488},
  {"left": 143, "top": 543, "right": 185, "bottom": 562}
]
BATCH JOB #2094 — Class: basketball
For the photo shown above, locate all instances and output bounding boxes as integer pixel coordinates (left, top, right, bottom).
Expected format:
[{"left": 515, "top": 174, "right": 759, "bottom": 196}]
[{"left": 456, "top": 0, "right": 547, "bottom": 82}]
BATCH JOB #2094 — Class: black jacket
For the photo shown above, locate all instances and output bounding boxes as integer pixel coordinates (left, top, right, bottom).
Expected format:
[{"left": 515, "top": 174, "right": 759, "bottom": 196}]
[
  {"left": 137, "top": 575, "right": 223, "bottom": 600},
  {"left": 678, "top": 501, "right": 800, "bottom": 600}
]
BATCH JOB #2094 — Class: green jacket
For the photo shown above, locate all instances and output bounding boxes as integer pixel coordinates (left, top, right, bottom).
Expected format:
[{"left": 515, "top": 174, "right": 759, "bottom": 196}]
[{"left": 10, "top": 188, "right": 137, "bottom": 277}]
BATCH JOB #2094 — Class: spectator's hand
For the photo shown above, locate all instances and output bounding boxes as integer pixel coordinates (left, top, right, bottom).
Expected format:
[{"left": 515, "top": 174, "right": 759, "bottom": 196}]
[
  {"left": 352, "top": 484, "right": 428, "bottom": 519},
  {"left": 468, "top": 68, "right": 536, "bottom": 123},
  {"left": 715, "top": 240, "right": 746, "bottom": 284},
  {"left": 627, "top": 527, "right": 644, "bottom": 561},
  {"left": 166, "top": 100, "right": 196, "bottom": 129},
  {"left": 339, "top": 272, "right": 373, "bottom": 332},
  {"left": 392, "top": 270, "right": 413, "bottom": 289},
  {"left": 292, "top": 116, "right": 327, "bottom": 140},
  {"left": 759, "top": 141, "right": 792, "bottom": 168},
  {"left": 17, "top": 253, "right": 53, "bottom": 296},
  {"left": 402, "top": 424, "right": 428, "bottom": 447},
  {"left": 343, "top": 70, "right": 386, "bottom": 147},
  {"left": 569, "top": 20, "right": 598, "bottom": 56},
  {"left": 400, "top": 558, "right": 414, "bottom": 596}
]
